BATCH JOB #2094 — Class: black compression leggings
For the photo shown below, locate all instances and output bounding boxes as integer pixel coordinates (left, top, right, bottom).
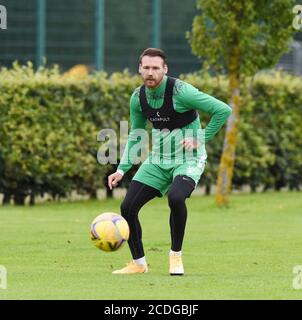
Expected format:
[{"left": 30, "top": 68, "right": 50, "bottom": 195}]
[{"left": 120, "top": 175, "right": 195, "bottom": 259}]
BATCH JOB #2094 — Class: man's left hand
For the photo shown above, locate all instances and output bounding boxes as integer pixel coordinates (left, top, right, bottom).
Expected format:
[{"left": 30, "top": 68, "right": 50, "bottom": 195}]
[{"left": 180, "top": 138, "right": 199, "bottom": 151}]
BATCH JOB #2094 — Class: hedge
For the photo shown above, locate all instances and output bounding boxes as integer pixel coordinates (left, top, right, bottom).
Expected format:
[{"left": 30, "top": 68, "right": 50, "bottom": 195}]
[
  {"left": 183, "top": 71, "right": 302, "bottom": 193},
  {"left": 0, "top": 63, "right": 301, "bottom": 204}
]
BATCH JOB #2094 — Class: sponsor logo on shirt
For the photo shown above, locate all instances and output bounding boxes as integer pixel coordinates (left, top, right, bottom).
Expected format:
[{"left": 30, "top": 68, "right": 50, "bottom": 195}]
[{"left": 150, "top": 111, "right": 170, "bottom": 122}]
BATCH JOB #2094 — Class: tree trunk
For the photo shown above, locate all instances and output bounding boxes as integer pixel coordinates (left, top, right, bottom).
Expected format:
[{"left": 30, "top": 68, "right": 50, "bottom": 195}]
[
  {"left": 250, "top": 183, "right": 257, "bottom": 193},
  {"left": 215, "top": 46, "right": 240, "bottom": 206},
  {"left": 89, "top": 189, "right": 98, "bottom": 200},
  {"left": 29, "top": 192, "right": 35, "bottom": 206},
  {"left": 2, "top": 192, "right": 11, "bottom": 205},
  {"left": 106, "top": 184, "right": 113, "bottom": 198},
  {"left": 14, "top": 193, "right": 26, "bottom": 206},
  {"left": 205, "top": 182, "right": 211, "bottom": 195}
]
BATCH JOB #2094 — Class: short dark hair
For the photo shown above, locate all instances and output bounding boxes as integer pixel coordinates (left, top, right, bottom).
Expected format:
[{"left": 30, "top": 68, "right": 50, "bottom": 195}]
[{"left": 139, "top": 48, "right": 167, "bottom": 65}]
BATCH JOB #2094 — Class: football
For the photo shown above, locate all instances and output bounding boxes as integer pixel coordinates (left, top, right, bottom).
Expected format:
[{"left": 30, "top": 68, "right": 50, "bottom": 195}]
[{"left": 90, "top": 212, "right": 129, "bottom": 252}]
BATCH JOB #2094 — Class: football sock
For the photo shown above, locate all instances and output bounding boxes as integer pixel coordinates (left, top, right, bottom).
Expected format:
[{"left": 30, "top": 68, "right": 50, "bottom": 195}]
[
  {"left": 170, "top": 250, "right": 182, "bottom": 256},
  {"left": 134, "top": 256, "right": 147, "bottom": 266}
]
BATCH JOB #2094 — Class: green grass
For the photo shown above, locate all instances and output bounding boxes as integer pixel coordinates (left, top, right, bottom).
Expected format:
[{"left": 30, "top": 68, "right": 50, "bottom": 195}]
[{"left": 0, "top": 192, "right": 302, "bottom": 300}]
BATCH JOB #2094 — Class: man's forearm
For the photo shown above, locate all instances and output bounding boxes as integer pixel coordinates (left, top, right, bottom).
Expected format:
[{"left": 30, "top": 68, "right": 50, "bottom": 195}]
[
  {"left": 205, "top": 103, "right": 232, "bottom": 142},
  {"left": 117, "top": 132, "right": 145, "bottom": 174},
  {"left": 117, "top": 140, "right": 134, "bottom": 174}
]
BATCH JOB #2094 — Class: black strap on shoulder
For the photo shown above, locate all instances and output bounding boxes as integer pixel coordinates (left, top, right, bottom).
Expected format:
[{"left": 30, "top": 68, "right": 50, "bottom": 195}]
[
  {"left": 163, "top": 76, "right": 176, "bottom": 106},
  {"left": 139, "top": 84, "right": 148, "bottom": 112},
  {"left": 140, "top": 76, "right": 175, "bottom": 111}
]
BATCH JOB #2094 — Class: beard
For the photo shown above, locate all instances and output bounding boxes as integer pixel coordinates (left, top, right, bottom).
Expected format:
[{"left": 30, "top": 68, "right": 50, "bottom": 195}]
[{"left": 144, "top": 76, "right": 164, "bottom": 88}]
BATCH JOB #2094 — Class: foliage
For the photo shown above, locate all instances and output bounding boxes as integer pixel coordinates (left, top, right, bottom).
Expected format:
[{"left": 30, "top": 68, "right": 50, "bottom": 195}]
[
  {"left": 0, "top": 63, "right": 140, "bottom": 204},
  {"left": 187, "top": 0, "right": 296, "bottom": 76},
  {"left": 187, "top": 0, "right": 297, "bottom": 206},
  {"left": 0, "top": 64, "right": 301, "bottom": 205},
  {"left": 182, "top": 70, "right": 302, "bottom": 192}
]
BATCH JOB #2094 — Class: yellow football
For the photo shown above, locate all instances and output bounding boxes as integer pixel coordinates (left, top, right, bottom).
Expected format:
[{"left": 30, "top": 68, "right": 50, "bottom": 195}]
[{"left": 90, "top": 212, "right": 129, "bottom": 252}]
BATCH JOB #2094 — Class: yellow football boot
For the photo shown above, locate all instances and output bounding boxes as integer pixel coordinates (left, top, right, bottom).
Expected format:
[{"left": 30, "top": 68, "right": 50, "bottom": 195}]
[
  {"left": 112, "top": 261, "right": 148, "bottom": 274},
  {"left": 169, "top": 253, "right": 184, "bottom": 276}
]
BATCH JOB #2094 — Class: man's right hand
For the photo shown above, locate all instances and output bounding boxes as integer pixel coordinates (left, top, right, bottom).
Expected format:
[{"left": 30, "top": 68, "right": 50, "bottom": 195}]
[{"left": 108, "top": 172, "right": 124, "bottom": 190}]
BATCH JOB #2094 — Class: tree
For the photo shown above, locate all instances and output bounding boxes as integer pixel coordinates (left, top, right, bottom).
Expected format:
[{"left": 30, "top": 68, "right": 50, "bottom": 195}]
[{"left": 188, "top": 0, "right": 296, "bottom": 205}]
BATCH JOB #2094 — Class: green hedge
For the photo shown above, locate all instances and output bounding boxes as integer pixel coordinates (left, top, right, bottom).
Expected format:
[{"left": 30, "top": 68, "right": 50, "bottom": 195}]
[
  {"left": 0, "top": 63, "right": 301, "bottom": 204},
  {"left": 183, "top": 71, "right": 302, "bottom": 193},
  {"left": 0, "top": 64, "right": 140, "bottom": 204}
]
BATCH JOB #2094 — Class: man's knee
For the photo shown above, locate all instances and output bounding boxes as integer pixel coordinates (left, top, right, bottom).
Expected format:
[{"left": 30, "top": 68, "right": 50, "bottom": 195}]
[
  {"left": 168, "top": 191, "right": 185, "bottom": 208},
  {"left": 120, "top": 198, "right": 130, "bottom": 219},
  {"left": 168, "top": 176, "right": 195, "bottom": 207},
  {"left": 120, "top": 198, "right": 138, "bottom": 220}
]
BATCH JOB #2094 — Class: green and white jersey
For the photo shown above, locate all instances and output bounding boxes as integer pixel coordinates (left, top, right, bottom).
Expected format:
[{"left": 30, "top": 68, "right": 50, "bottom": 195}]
[{"left": 118, "top": 75, "right": 232, "bottom": 174}]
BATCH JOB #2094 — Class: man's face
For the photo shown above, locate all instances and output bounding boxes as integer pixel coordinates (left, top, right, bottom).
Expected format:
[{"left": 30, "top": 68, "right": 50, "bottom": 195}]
[{"left": 139, "top": 55, "right": 168, "bottom": 88}]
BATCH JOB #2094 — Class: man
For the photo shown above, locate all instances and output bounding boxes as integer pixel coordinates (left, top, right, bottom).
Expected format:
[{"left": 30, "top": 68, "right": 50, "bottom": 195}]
[{"left": 108, "top": 48, "right": 231, "bottom": 275}]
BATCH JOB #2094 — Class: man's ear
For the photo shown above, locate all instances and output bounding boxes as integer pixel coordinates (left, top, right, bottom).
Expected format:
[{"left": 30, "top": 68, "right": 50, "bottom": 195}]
[
  {"left": 164, "top": 64, "right": 168, "bottom": 74},
  {"left": 138, "top": 64, "right": 142, "bottom": 74}
]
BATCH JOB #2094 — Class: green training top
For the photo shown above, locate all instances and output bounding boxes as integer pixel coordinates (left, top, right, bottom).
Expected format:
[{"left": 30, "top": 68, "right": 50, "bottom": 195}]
[{"left": 118, "top": 76, "right": 232, "bottom": 174}]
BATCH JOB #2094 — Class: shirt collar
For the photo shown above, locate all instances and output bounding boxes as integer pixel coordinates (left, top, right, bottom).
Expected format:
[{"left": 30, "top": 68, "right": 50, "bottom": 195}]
[{"left": 145, "top": 75, "right": 167, "bottom": 96}]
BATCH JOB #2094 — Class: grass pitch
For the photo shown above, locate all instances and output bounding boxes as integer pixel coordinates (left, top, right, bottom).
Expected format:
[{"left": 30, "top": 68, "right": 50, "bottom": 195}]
[{"left": 0, "top": 192, "right": 302, "bottom": 300}]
